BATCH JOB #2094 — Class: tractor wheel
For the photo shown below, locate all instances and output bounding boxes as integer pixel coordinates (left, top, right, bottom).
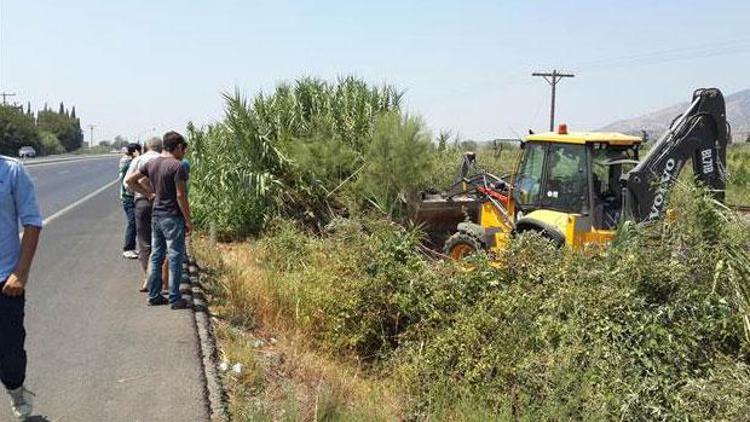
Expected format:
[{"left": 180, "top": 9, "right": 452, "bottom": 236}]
[{"left": 444, "top": 231, "right": 484, "bottom": 260}]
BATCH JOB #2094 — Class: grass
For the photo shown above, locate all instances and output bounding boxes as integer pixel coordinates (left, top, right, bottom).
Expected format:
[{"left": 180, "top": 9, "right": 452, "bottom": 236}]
[
  {"left": 193, "top": 236, "right": 404, "bottom": 421},
  {"left": 726, "top": 143, "right": 750, "bottom": 205},
  {"left": 194, "top": 184, "right": 750, "bottom": 420}
]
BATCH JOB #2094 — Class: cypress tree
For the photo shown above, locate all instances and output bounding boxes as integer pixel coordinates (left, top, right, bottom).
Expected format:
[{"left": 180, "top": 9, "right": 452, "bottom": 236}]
[{"left": 59, "top": 102, "right": 64, "bottom": 115}]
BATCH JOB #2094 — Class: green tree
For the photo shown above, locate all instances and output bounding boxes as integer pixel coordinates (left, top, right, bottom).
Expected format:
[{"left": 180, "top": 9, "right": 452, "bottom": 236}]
[
  {"left": 37, "top": 108, "right": 83, "bottom": 152},
  {"left": 355, "top": 112, "right": 433, "bottom": 218},
  {"left": 437, "top": 130, "right": 451, "bottom": 152},
  {"left": 0, "top": 104, "right": 42, "bottom": 156},
  {"left": 39, "top": 131, "right": 65, "bottom": 155}
]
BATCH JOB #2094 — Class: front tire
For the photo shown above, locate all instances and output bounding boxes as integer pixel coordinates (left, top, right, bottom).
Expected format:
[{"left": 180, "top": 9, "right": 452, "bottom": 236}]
[{"left": 444, "top": 231, "right": 485, "bottom": 260}]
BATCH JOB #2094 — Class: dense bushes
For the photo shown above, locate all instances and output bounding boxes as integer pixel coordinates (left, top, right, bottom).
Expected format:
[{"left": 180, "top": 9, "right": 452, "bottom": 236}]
[
  {"left": 727, "top": 144, "right": 750, "bottom": 204},
  {"left": 251, "top": 186, "right": 750, "bottom": 419},
  {"left": 191, "top": 76, "right": 750, "bottom": 419},
  {"left": 187, "top": 77, "right": 431, "bottom": 238}
]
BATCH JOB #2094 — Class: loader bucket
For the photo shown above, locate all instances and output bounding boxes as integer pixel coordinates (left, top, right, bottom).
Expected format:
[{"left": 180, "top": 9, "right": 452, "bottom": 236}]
[{"left": 410, "top": 192, "right": 481, "bottom": 250}]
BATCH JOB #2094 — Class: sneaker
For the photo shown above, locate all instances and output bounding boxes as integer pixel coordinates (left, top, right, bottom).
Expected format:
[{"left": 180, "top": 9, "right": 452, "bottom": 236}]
[
  {"left": 170, "top": 298, "right": 190, "bottom": 310},
  {"left": 148, "top": 295, "right": 169, "bottom": 306},
  {"left": 7, "top": 386, "right": 33, "bottom": 420},
  {"left": 122, "top": 250, "right": 138, "bottom": 259}
]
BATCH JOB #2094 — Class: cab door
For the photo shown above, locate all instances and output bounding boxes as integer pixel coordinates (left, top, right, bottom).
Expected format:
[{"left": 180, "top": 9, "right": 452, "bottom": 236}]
[
  {"left": 512, "top": 141, "right": 546, "bottom": 217},
  {"left": 540, "top": 143, "right": 589, "bottom": 214}
]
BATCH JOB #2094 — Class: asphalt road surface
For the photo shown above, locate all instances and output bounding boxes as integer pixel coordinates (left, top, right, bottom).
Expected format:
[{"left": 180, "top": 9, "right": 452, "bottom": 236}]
[{"left": 2, "top": 156, "right": 209, "bottom": 421}]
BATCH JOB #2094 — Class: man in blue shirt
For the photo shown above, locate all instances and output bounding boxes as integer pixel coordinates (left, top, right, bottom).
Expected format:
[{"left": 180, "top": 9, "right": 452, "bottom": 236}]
[{"left": 0, "top": 155, "right": 42, "bottom": 419}]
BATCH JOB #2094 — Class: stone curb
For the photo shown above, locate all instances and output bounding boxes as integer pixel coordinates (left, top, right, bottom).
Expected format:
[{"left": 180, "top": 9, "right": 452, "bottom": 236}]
[{"left": 184, "top": 256, "right": 229, "bottom": 422}]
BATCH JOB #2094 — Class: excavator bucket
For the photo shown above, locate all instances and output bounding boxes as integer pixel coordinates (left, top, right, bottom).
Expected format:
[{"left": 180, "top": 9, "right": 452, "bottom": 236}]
[{"left": 410, "top": 192, "right": 480, "bottom": 250}]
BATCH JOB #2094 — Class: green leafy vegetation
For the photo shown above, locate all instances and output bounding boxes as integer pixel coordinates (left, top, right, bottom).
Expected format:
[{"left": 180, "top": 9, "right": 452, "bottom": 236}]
[
  {"left": 0, "top": 102, "right": 83, "bottom": 156},
  {"left": 727, "top": 143, "right": 750, "bottom": 205},
  {"left": 190, "top": 77, "right": 750, "bottom": 420},
  {"left": 187, "top": 77, "right": 438, "bottom": 238},
  {"left": 199, "top": 186, "right": 750, "bottom": 420}
]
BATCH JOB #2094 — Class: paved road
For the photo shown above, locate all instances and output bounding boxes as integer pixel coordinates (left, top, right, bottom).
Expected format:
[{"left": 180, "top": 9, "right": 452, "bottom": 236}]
[
  {"left": 1, "top": 157, "right": 209, "bottom": 421},
  {"left": 25, "top": 157, "right": 121, "bottom": 219}
]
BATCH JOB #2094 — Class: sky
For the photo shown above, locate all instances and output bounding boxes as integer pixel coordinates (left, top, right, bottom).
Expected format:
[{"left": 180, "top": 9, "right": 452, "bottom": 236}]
[{"left": 1, "top": 0, "right": 749, "bottom": 144}]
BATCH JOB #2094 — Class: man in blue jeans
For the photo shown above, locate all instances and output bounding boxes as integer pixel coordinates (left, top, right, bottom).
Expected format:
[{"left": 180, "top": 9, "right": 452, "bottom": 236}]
[
  {"left": 0, "top": 155, "right": 42, "bottom": 419},
  {"left": 126, "top": 131, "right": 192, "bottom": 309}
]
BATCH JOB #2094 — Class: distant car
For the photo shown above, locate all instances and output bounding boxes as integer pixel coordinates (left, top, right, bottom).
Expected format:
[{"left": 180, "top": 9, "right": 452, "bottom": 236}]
[{"left": 18, "top": 146, "right": 36, "bottom": 158}]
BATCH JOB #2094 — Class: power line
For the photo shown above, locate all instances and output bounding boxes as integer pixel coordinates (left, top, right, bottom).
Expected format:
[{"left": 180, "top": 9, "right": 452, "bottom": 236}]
[
  {"left": 532, "top": 70, "right": 575, "bottom": 131},
  {"left": 572, "top": 40, "right": 750, "bottom": 73}
]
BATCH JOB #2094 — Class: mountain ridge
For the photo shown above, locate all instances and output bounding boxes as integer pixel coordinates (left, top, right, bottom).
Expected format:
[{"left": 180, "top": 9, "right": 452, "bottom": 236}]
[{"left": 599, "top": 89, "right": 750, "bottom": 142}]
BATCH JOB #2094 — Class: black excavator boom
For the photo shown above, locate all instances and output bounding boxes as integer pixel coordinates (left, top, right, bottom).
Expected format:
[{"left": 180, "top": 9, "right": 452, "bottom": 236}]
[{"left": 621, "top": 88, "right": 729, "bottom": 223}]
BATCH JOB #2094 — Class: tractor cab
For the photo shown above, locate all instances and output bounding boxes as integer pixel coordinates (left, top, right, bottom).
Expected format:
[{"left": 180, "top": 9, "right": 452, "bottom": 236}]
[
  {"left": 514, "top": 125, "right": 641, "bottom": 234},
  {"left": 420, "top": 88, "right": 727, "bottom": 259}
]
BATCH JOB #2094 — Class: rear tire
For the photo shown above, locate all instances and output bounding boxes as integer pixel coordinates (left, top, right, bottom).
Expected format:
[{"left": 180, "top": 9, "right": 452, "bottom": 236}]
[
  {"left": 516, "top": 226, "right": 565, "bottom": 248},
  {"left": 444, "top": 231, "right": 484, "bottom": 260}
]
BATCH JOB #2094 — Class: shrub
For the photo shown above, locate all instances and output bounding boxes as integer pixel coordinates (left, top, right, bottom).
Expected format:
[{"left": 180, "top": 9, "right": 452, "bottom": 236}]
[
  {"left": 188, "top": 77, "right": 406, "bottom": 238},
  {"left": 259, "top": 216, "right": 433, "bottom": 359},
  {"left": 352, "top": 112, "right": 434, "bottom": 218},
  {"left": 187, "top": 120, "right": 279, "bottom": 238},
  {"left": 395, "top": 186, "right": 750, "bottom": 420},
  {"left": 39, "top": 131, "right": 65, "bottom": 155},
  {"left": 727, "top": 143, "right": 750, "bottom": 204},
  {"left": 252, "top": 184, "right": 750, "bottom": 420}
]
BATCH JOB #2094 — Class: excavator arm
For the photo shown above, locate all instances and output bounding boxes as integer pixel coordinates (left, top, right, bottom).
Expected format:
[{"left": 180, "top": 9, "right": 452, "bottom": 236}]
[{"left": 621, "top": 88, "right": 729, "bottom": 223}]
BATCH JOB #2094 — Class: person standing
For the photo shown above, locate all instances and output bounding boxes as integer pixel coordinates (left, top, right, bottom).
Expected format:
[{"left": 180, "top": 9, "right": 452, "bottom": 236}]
[
  {"left": 126, "top": 131, "right": 192, "bottom": 309},
  {"left": 0, "top": 155, "right": 42, "bottom": 419},
  {"left": 119, "top": 144, "right": 141, "bottom": 259},
  {"left": 124, "top": 138, "right": 162, "bottom": 291}
]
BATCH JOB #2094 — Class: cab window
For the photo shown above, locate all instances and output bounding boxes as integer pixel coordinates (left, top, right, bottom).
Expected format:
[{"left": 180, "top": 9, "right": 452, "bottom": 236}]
[
  {"left": 591, "top": 146, "right": 637, "bottom": 228},
  {"left": 543, "top": 144, "right": 587, "bottom": 213},
  {"left": 515, "top": 142, "right": 544, "bottom": 206}
]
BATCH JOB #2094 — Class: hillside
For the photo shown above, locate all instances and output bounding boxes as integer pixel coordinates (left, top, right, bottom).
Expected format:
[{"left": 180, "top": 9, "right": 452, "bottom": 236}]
[{"left": 600, "top": 89, "right": 750, "bottom": 142}]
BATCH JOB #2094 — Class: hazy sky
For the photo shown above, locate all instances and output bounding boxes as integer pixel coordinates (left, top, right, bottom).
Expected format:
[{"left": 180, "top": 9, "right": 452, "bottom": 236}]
[{"left": 1, "top": 0, "right": 749, "bottom": 143}]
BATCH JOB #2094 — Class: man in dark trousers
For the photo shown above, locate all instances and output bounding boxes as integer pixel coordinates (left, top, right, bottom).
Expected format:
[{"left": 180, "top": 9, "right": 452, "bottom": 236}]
[
  {"left": 126, "top": 131, "right": 192, "bottom": 309},
  {"left": 0, "top": 155, "right": 42, "bottom": 419},
  {"left": 119, "top": 143, "right": 141, "bottom": 259},
  {"left": 124, "top": 137, "right": 162, "bottom": 291}
]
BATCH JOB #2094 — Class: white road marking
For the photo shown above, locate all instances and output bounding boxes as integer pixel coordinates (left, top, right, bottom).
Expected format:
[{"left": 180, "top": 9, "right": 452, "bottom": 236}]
[
  {"left": 18, "top": 178, "right": 120, "bottom": 239},
  {"left": 23, "top": 155, "right": 117, "bottom": 169},
  {"left": 58, "top": 170, "right": 71, "bottom": 175},
  {"left": 42, "top": 179, "right": 120, "bottom": 226}
]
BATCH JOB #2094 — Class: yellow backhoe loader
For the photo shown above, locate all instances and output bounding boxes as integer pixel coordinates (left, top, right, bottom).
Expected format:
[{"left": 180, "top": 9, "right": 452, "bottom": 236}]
[{"left": 414, "top": 88, "right": 730, "bottom": 258}]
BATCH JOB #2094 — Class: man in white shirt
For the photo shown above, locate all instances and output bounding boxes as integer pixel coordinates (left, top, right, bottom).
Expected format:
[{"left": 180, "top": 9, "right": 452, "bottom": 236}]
[{"left": 124, "top": 137, "right": 162, "bottom": 291}]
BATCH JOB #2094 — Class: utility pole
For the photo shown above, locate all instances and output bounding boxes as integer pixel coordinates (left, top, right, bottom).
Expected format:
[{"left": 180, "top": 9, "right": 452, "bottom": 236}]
[
  {"left": 532, "top": 70, "right": 575, "bottom": 131},
  {"left": 0, "top": 92, "right": 16, "bottom": 105},
  {"left": 87, "top": 124, "right": 96, "bottom": 148}
]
